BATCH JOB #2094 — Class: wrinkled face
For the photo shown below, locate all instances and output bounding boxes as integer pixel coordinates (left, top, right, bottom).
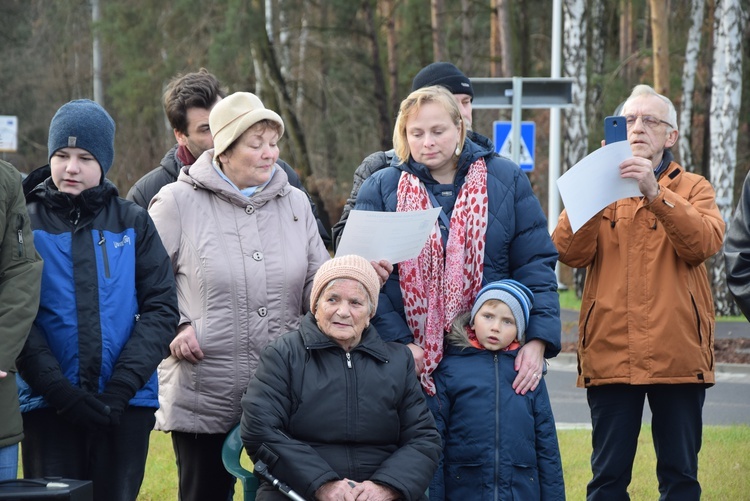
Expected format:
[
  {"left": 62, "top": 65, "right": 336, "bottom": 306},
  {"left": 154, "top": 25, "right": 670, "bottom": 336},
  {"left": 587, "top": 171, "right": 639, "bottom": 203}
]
[
  {"left": 406, "top": 102, "right": 462, "bottom": 178},
  {"left": 218, "top": 124, "right": 280, "bottom": 190},
  {"left": 314, "top": 279, "right": 371, "bottom": 351},
  {"left": 175, "top": 103, "right": 218, "bottom": 159},
  {"left": 471, "top": 300, "right": 518, "bottom": 351},
  {"left": 622, "top": 95, "right": 678, "bottom": 168},
  {"left": 453, "top": 93, "right": 473, "bottom": 129},
  {"left": 50, "top": 147, "right": 102, "bottom": 195}
]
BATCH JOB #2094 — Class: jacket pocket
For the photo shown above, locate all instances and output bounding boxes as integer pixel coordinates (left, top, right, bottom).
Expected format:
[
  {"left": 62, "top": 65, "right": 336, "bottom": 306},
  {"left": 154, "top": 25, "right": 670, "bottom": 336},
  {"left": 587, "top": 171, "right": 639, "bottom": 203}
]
[
  {"left": 445, "top": 462, "right": 483, "bottom": 499},
  {"left": 511, "top": 463, "right": 541, "bottom": 500}
]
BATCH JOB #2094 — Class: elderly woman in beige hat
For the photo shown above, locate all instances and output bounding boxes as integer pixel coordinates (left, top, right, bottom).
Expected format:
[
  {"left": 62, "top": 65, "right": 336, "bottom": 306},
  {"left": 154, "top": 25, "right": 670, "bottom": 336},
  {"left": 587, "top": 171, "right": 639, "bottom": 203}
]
[
  {"left": 148, "top": 92, "right": 331, "bottom": 501},
  {"left": 241, "top": 254, "right": 441, "bottom": 501}
]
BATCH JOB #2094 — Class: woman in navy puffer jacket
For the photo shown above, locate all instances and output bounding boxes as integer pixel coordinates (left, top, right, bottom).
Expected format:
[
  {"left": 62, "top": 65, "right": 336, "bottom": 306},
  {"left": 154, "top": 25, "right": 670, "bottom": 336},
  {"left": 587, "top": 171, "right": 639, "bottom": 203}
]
[{"left": 355, "top": 86, "right": 560, "bottom": 398}]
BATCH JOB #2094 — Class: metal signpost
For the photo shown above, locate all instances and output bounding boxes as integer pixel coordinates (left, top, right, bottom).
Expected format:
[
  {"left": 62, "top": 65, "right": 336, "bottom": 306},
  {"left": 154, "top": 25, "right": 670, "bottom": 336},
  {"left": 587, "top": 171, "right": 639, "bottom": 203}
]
[
  {"left": 471, "top": 77, "right": 573, "bottom": 167},
  {"left": 470, "top": 76, "right": 574, "bottom": 285}
]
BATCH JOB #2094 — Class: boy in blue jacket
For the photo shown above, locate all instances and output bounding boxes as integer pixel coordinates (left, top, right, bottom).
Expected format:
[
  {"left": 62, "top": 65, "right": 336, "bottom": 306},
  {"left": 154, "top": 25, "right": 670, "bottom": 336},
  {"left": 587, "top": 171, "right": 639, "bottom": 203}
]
[
  {"left": 431, "top": 279, "right": 565, "bottom": 500},
  {"left": 16, "top": 100, "right": 178, "bottom": 501}
]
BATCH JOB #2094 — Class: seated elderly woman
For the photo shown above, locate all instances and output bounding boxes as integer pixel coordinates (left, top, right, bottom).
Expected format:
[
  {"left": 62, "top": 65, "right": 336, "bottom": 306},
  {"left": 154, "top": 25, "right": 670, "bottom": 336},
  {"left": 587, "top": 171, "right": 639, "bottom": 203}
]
[{"left": 241, "top": 255, "right": 441, "bottom": 501}]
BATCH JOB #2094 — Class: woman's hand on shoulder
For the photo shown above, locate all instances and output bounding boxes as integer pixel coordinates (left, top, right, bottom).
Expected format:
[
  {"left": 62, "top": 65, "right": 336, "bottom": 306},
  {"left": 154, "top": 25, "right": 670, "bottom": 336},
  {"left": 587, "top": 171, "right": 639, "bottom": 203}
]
[
  {"left": 512, "top": 339, "right": 545, "bottom": 395},
  {"left": 406, "top": 343, "right": 425, "bottom": 375},
  {"left": 370, "top": 260, "right": 393, "bottom": 288},
  {"left": 170, "top": 323, "right": 204, "bottom": 364}
]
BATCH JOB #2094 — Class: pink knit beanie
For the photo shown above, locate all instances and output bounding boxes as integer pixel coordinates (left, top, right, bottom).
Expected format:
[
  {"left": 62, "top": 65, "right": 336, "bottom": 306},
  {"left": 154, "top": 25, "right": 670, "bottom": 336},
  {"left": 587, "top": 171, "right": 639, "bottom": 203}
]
[{"left": 310, "top": 255, "right": 380, "bottom": 317}]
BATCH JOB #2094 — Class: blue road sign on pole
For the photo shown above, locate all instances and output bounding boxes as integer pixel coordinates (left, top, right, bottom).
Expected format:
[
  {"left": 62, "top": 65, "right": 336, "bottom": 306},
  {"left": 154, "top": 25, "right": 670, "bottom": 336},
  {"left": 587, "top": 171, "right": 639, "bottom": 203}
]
[{"left": 493, "top": 121, "right": 536, "bottom": 171}]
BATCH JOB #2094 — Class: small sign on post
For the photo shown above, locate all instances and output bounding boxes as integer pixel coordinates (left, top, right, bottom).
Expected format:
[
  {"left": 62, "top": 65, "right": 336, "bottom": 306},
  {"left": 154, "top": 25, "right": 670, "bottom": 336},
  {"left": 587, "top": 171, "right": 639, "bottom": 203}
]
[
  {"left": 0, "top": 116, "right": 18, "bottom": 152},
  {"left": 494, "top": 121, "right": 536, "bottom": 171}
]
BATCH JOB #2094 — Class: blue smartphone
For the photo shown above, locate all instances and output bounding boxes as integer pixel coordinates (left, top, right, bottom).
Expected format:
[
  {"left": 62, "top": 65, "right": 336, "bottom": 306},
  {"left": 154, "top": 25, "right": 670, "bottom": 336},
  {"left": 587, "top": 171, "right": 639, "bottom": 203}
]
[{"left": 604, "top": 116, "right": 627, "bottom": 144}]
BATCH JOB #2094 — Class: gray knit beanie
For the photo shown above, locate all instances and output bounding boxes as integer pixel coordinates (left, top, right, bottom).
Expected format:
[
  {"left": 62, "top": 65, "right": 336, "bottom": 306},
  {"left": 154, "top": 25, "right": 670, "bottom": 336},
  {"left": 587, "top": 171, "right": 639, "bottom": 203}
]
[
  {"left": 48, "top": 99, "right": 116, "bottom": 177},
  {"left": 470, "top": 279, "right": 534, "bottom": 343},
  {"left": 411, "top": 62, "right": 474, "bottom": 98}
]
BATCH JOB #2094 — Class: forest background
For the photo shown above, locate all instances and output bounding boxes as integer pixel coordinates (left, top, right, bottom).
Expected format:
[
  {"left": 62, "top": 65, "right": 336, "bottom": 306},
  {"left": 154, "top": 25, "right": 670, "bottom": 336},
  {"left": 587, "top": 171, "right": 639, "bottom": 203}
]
[{"left": 0, "top": 0, "right": 748, "bottom": 313}]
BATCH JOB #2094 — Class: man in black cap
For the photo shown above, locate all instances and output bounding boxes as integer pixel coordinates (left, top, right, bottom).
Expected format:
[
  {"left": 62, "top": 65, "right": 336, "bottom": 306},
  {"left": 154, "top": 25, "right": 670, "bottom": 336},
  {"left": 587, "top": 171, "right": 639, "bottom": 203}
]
[{"left": 331, "top": 62, "right": 479, "bottom": 249}]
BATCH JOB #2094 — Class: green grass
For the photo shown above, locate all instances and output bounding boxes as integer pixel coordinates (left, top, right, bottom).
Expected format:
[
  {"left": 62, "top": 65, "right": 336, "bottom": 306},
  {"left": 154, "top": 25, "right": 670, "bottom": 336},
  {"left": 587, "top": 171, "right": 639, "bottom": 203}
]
[
  {"left": 559, "top": 425, "right": 750, "bottom": 499},
  {"left": 558, "top": 288, "right": 582, "bottom": 311},
  {"left": 135, "top": 426, "right": 750, "bottom": 500}
]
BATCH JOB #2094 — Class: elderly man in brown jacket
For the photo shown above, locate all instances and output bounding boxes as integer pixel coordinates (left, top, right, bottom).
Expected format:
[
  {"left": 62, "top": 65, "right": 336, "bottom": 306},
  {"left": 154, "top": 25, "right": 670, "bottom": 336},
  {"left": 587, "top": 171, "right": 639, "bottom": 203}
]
[{"left": 552, "top": 84, "right": 724, "bottom": 501}]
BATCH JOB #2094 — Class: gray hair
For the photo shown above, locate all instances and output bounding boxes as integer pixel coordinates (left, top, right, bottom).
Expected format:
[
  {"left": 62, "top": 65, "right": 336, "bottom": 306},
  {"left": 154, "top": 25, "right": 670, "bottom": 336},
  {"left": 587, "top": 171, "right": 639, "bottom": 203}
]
[{"left": 624, "top": 84, "right": 678, "bottom": 130}]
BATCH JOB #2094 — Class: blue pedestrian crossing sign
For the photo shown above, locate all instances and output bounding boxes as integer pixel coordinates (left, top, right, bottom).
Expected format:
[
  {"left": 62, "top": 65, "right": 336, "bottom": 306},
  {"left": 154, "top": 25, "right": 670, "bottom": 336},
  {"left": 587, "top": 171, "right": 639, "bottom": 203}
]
[{"left": 493, "top": 121, "right": 535, "bottom": 171}]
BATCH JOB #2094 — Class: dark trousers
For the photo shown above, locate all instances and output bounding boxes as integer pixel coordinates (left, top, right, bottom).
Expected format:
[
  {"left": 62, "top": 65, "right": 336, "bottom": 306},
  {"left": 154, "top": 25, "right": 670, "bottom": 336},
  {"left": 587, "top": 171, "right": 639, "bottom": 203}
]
[
  {"left": 586, "top": 384, "right": 706, "bottom": 501},
  {"left": 171, "top": 430, "right": 235, "bottom": 501},
  {"left": 21, "top": 406, "right": 156, "bottom": 501}
]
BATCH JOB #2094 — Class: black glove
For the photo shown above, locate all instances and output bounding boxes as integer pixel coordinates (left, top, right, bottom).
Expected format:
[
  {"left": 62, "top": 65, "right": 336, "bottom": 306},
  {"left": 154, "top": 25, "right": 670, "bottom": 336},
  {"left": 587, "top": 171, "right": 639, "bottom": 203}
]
[
  {"left": 62, "top": 393, "right": 113, "bottom": 429},
  {"left": 43, "top": 379, "right": 111, "bottom": 429},
  {"left": 96, "top": 379, "right": 135, "bottom": 426}
]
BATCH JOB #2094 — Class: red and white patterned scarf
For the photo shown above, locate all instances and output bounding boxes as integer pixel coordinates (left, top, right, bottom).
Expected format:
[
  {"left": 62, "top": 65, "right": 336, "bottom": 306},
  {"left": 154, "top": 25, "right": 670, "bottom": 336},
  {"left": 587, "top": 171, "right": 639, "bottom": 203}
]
[{"left": 397, "top": 158, "right": 488, "bottom": 395}]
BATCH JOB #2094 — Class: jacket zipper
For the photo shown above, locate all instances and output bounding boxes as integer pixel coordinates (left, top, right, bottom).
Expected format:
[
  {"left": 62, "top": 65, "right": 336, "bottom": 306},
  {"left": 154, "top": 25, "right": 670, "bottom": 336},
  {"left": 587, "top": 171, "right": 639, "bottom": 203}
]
[
  {"left": 98, "top": 230, "right": 110, "bottom": 278},
  {"left": 16, "top": 214, "right": 24, "bottom": 258},
  {"left": 346, "top": 352, "right": 352, "bottom": 369},
  {"left": 494, "top": 353, "right": 500, "bottom": 500}
]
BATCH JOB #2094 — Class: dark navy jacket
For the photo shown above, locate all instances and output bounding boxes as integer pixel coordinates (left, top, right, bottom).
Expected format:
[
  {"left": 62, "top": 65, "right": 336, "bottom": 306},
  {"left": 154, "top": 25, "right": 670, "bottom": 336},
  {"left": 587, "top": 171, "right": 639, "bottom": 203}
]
[
  {"left": 17, "top": 166, "right": 178, "bottom": 412},
  {"left": 354, "top": 135, "right": 561, "bottom": 357},
  {"left": 431, "top": 346, "right": 565, "bottom": 500}
]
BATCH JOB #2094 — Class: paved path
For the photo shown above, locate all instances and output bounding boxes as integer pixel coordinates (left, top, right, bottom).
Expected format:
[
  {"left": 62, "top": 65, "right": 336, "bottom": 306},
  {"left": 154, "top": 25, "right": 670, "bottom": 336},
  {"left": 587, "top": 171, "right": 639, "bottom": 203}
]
[{"left": 548, "top": 353, "right": 750, "bottom": 428}]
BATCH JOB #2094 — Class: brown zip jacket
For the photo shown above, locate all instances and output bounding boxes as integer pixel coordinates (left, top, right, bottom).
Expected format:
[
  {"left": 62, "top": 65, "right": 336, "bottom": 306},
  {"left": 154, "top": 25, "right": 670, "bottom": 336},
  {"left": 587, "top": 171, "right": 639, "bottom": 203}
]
[{"left": 552, "top": 159, "right": 724, "bottom": 388}]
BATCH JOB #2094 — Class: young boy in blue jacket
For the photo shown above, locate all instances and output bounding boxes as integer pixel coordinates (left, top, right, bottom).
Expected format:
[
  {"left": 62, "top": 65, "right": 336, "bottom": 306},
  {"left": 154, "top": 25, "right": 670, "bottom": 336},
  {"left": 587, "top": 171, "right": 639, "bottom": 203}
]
[{"left": 431, "top": 279, "right": 565, "bottom": 500}]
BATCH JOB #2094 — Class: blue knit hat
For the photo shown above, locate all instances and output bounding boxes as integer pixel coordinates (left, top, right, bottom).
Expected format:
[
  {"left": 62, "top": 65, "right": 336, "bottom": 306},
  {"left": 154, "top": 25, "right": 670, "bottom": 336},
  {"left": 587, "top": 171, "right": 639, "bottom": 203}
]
[
  {"left": 48, "top": 99, "right": 116, "bottom": 177},
  {"left": 470, "top": 279, "right": 534, "bottom": 343}
]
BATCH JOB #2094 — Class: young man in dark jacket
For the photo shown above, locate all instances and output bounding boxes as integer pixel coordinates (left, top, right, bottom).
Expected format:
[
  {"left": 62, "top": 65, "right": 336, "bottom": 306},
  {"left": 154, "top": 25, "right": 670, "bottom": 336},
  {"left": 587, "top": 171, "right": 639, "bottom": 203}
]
[
  {"left": 17, "top": 99, "right": 179, "bottom": 501},
  {"left": 126, "top": 68, "right": 330, "bottom": 246},
  {"left": 0, "top": 160, "right": 43, "bottom": 481}
]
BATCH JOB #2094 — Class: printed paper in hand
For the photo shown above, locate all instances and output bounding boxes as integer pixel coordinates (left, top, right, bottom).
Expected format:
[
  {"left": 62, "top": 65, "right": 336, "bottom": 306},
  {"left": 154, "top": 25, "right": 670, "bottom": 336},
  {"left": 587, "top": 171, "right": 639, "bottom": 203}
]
[
  {"left": 335, "top": 208, "right": 442, "bottom": 264},
  {"left": 557, "top": 141, "right": 641, "bottom": 233}
]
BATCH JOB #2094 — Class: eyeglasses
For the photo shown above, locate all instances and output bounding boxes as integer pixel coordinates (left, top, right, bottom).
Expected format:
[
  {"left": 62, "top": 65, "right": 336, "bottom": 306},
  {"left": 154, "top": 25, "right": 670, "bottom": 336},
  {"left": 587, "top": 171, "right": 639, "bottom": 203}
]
[{"left": 624, "top": 114, "right": 673, "bottom": 129}]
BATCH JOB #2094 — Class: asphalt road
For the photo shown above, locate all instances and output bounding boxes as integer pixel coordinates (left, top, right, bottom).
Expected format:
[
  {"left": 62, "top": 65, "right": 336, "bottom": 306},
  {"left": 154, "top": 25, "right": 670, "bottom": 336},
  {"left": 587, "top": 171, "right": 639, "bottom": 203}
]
[{"left": 547, "top": 353, "right": 750, "bottom": 427}]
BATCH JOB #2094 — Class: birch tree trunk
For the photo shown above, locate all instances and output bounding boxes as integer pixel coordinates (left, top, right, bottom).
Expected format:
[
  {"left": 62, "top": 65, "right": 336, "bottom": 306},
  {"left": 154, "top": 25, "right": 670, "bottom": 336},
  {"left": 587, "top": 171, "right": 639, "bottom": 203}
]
[
  {"left": 564, "top": 0, "right": 588, "bottom": 298},
  {"left": 431, "top": 0, "right": 445, "bottom": 60},
  {"left": 499, "top": 0, "right": 513, "bottom": 77},
  {"left": 248, "top": 0, "right": 310, "bottom": 177},
  {"left": 649, "top": 0, "right": 670, "bottom": 96},
  {"left": 710, "top": 0, "right": 747, "bottom": 315},
  {"left": 678, "top": 0, "right": 705, "bottom": 172},
  {"left": 587, "top": 0, "right": 604, "bottom": 131},
  {"left": 563, "top": 0, "right": 587, "bottom": 170}
]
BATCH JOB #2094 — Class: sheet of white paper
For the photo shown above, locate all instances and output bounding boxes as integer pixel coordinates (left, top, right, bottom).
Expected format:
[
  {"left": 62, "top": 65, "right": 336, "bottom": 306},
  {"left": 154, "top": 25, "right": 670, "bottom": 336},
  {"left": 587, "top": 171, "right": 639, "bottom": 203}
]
[
  {"left": 335, "top": 208, "right": 442, "bottom": 264},
  {"left": 557, "top": 141, "right": 642, "bottom": 233}
]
